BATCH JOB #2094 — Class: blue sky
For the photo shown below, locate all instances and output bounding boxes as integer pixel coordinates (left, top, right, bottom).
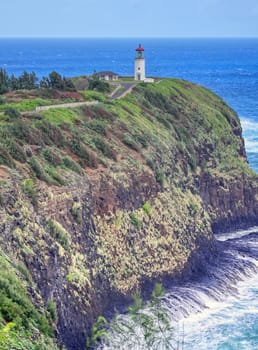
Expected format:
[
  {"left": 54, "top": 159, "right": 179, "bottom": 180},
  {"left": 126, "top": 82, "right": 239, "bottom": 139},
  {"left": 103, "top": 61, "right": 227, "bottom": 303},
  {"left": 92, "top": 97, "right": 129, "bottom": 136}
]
[{"left": 1, "top": 0, "right": 258, "bottom": 38}]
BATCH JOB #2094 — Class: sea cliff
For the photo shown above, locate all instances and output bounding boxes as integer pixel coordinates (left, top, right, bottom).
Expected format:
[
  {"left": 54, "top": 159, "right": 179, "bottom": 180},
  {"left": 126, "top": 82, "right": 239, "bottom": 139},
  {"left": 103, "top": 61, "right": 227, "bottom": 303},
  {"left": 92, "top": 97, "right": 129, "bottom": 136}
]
[{"left": 0, "top": 79, "right": 257, "bottom": 349}]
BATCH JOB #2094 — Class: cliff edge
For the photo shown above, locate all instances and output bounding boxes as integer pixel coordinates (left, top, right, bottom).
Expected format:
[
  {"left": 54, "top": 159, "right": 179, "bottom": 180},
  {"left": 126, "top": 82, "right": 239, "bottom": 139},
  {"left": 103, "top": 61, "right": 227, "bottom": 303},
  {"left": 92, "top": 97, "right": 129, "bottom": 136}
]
[{"left": 0, "top": 79, "right": 257, "bottom": 349}]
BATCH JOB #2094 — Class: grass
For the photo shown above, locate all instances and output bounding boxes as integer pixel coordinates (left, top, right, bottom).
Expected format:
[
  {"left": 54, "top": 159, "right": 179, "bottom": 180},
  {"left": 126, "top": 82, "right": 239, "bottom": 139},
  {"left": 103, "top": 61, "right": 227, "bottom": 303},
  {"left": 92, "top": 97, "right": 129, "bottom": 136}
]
[
  {"left": 41, "top": 108, "right": 79, "bottom": 125},
  {"left": 80, "top": 90, "right": 107, "bottom": 102},
  {"left": 0, "top": 98, "right": 53, "bottom": 112},
  {"left": 0, "top": 77, "right": 256, "bottom": 350},
  {"left": 0, "top": 250, "right": 57, "bottom": 349},
  {"left": 46, "top": 218, "right": 70, "bottom": 250}
]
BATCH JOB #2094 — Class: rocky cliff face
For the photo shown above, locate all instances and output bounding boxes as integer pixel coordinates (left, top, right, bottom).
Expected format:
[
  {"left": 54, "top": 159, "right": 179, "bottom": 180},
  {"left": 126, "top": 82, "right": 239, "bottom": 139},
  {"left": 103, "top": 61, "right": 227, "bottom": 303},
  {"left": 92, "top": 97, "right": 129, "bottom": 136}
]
[{"left": 0, "top": 79, "right": 257, "bottom": 349}]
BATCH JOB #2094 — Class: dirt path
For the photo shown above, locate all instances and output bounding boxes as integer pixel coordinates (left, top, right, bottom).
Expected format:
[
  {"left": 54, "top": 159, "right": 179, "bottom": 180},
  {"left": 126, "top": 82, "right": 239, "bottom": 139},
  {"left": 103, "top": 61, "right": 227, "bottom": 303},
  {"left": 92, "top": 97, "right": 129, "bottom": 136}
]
[
  {"left": 34, "top": 100, "right": 99, "bottom": 112},
  {"left": 109, "top": 82, "right": 137, "bottom": 100},
  {"left": 21, "top": 83, "right": 136, "bottom": 115}
]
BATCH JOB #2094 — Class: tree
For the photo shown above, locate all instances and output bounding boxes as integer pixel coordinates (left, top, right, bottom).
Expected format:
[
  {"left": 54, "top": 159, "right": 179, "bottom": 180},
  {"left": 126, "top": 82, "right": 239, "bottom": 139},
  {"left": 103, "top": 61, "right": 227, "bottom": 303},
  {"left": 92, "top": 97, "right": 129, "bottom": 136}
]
[
  {"left": 48, "top": 71, "right": 64, "bottom": 90},
  {"left": 9, "top": 74, "right": 19, "bottom": 90},
  {"left": 18, "top": 71, "right": 38, "bottom": 90},
  {"left": 39, "top": 76, "right": 50, "bottom": 89},
  {"left": 88, "top": 78, "right": 110, "bottom": 93},
  {"left": 63, "top": 77, "right": 76, "bottom": 91},
  {"left": 0, "top": 68, "right": 9, "bottom": 94},
  {"left": 94, "top": 283, "right": 182, "bottom": 350}
]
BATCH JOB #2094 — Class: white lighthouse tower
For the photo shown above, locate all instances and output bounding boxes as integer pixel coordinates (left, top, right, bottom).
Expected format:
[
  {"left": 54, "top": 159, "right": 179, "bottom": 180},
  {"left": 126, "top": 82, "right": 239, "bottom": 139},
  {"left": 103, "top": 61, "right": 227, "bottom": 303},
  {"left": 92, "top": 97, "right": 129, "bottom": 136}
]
[{"left": 134, "top": 44, "right": 145, "bottom": 81}]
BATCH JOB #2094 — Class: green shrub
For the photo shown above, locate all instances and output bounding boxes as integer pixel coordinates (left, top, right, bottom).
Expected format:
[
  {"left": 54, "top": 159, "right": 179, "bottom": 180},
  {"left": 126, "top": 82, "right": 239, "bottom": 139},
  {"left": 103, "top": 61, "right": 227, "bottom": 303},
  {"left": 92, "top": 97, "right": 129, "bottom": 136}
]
[
  {"left": 0, "top": 145, "right": 15, "bottom": 168},
  {"left": 189, "top": 155, "right": 197, "bottom": 172},
  {"left": 134, "top": 133, "right": 148, "bottom": 148},
  {"left": 156, "top": 114, "right": 172, "bottom": 129},
  {"left": 28, "top": 157, "right": 49, "bottom": 182},
  {"left": 6, "top": 140, "right": 27, "bottom": 163},
  {"left": 155, "top": 168, "right": 165, "bottom": 188},
  {"left": 146, "top": 158, "right": 155, "bottom": 170},
  {"left": 46, "top": 166, "right": 66, "bottom": 186},
  {"left": 71, "top": 202, "right": 82, "bottom": 224},
  {"left": 93, "top": 137, "right": 117, "bottom": 160},
  {"left": 130, "top": 213, "right": 142, "bottom": 229},
  {"left": 46, "top": 300, "right": 57, "bottom": 323},
  {"left": 86, "top": 316, "right": 107, "bottom": 349},
  {"left": 142, "top": 202, "right": 152, "bottom": 216},
  {"left": 189, "top": 202, "right": 198, "bottom": 216},
  {"left": 46, "top": 218, "right": 69, "bottom": 250},
  {"left": 36, "top": 120, "right": 65, "bottom": 147},
  {"left": 62, "top": 156, "right": 83, "bottom": 174},
  {"left": 16, "top": 263, "right": 33, "bottom": 284},
  {"left": 21, "top": 178, "right": 38, "bottom": 206},
  {"left": 4, "top": 107, "right": 21, "bottom": 119},
  {"left": 122, "top": 135, "right": 140, "bottom": 152},
  {"left": 0, "top": 254, "right": 53, "bottom": 338},
  {"left": 0, "top": 97, "right": 4, "bottom": 105},
  {"left": 42, "top": 148, "right": 62, "bottom": 166},
  {"left": 86, "top": 120, "right": 107, "bottom": 135},
  {"left": 70, "top": 137, "right": 98, "bottom": 168}
]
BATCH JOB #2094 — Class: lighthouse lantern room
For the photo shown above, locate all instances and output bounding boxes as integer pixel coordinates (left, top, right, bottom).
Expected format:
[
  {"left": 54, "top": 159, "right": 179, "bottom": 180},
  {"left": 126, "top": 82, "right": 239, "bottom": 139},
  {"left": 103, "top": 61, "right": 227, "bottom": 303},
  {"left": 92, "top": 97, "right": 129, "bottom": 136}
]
[{"left": 134, "top": 44, "right": 145, "bottom": 81}]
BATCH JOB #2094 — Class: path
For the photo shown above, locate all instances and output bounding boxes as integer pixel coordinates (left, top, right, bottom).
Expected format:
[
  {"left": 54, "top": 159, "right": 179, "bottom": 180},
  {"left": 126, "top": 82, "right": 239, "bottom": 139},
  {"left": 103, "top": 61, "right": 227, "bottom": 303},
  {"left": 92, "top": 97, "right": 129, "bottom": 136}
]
[
  {"left": 34, "top": 100, "right": 98, "bottom": 112},
  {"left": 22, "top": 82, "right": 137, "bottom": 115},
  {"left": 109, "top": 82, "right": 137, "bottom": 100}
]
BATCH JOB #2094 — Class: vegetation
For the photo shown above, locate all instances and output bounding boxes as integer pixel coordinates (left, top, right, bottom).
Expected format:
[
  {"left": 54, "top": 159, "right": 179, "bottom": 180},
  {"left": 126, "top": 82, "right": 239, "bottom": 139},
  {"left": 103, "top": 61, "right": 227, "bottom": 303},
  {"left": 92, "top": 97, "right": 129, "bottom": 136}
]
[
  {"left": 88, "top": 77, "right": 110, "bottom": 93},
  {"left": 4, "top": 107, "right": 21, "bottom": 119},
  {"left": 87, "top": 283, "right": 182, "bottom": 350},
  {"left": 46, "top": 218, "right": 70, "bottom": 250},
  {"left": 0, "top": 77, "right": 255, "bottom": 350},
  {"left": 142, "top": 202, "right": 152, "bottom": 216},
  {"left": 130, "top": 213, "right": 142, "bottom": 229},
  {"left": 0, "top": 251, "right": 58, "bottom": 350},
  {"left": 21, "top": 178, "right": 38, "bottom": 207},
  {"left": 0, "top": 68, "right": 75, "bottom": 93}
]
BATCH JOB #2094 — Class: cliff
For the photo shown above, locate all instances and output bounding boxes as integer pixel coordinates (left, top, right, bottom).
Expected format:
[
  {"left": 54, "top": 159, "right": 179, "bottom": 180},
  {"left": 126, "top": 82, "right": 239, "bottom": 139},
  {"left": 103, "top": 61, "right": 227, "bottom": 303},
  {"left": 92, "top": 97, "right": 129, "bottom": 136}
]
[{"left": 0, "top": 79, "right": 257, "bottom": 349}]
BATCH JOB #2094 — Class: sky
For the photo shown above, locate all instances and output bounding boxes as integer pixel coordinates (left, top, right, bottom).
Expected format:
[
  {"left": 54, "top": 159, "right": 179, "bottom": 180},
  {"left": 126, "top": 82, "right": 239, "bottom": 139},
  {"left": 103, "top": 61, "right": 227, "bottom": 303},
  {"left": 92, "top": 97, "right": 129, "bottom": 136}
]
[{"left": 0, "top": 0, "right": 258, "bottom": 38}]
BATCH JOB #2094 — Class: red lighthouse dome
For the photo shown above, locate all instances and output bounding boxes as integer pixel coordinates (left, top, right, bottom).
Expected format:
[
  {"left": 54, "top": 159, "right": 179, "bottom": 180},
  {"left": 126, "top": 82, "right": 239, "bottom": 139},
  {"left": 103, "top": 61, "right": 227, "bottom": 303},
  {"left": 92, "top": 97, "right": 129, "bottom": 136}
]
[{"left": 136, "top": 43, "right": 144, "bottom": 52}]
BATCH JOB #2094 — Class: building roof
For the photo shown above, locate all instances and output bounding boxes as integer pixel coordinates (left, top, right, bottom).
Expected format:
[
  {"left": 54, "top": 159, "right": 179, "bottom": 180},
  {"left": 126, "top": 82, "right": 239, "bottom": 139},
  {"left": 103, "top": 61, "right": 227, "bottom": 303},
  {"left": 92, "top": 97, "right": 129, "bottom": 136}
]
[
  {"left": 95, "top": 71, "right": 118, "bottom": 76},
  {"left": 136, "top": 44, "right": 144, "bottom": 52}
]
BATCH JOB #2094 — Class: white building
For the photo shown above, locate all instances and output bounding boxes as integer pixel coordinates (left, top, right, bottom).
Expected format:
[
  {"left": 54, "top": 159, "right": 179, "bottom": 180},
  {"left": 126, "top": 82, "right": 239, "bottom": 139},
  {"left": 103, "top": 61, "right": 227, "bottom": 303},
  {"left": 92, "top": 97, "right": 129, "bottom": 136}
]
[
  {"left": 95, "top": 71, "right": 119, "bottom": 81},
  {"left": 134, "top": 44, "right": 145, "bottom": 81}
]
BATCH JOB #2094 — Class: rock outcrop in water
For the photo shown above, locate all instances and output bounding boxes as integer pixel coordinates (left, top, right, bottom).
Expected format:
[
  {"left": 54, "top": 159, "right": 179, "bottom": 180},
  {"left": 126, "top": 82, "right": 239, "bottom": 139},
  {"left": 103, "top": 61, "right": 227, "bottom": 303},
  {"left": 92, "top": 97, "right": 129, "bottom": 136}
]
[{"left": 0, "top": 79, "right": 257, "bottom": 349}]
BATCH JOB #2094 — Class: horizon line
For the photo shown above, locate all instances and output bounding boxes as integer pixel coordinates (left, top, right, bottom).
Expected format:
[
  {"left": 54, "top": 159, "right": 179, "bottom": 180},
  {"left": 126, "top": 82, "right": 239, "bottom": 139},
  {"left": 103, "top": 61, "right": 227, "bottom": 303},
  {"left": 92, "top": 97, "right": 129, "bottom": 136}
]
[{"left": 0, "top": 36, "right": 258, "bottom": 40}]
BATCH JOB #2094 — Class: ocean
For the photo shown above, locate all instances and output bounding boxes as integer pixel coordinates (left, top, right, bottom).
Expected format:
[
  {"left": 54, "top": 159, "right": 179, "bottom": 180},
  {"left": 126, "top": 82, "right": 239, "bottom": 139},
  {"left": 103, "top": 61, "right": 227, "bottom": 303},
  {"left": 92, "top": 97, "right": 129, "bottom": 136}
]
[
  {"left": 0, "top": 38, "right": 257, "bottom": 172},
  {"left": 1, "top": 38, "right": 258, "bottom": 349}
]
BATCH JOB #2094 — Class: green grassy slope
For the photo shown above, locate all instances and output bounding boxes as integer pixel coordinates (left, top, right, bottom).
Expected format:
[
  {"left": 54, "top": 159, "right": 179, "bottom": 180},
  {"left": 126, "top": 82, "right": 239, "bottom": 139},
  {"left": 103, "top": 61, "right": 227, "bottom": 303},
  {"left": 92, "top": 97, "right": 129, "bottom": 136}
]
[{"left": 0, "top": 79, "right": 256, "bottom": 349}]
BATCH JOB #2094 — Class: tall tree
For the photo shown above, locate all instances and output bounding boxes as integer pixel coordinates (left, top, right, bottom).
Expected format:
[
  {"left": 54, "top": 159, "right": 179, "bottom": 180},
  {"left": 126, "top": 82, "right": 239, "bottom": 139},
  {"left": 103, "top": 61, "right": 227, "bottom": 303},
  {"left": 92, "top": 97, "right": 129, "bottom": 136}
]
[
  {"left": 9, "top": 74, "right": 19, "bottom": 90},
  {"left": 48, "top": 71, "right": 64, "bottom": 90},
  {"left": 39, "top": 76, "right": 50, "bottom": 89},
  {"left": 0, "top": 68, "right": 9, "bottom": 94},
  {"left": 18, "top": 71, "right": 38, "bottom": 90}
]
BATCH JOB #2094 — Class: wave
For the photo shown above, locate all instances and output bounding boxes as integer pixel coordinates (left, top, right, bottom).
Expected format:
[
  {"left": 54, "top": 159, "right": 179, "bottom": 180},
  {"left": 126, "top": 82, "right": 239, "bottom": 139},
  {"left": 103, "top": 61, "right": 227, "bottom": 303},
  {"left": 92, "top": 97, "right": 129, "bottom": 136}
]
[
  {"left": 99, "top": 228, "right": 258, "bottom": 349},
  {"left": 241, "top": 118, "right": 258, "bottom": 133}
]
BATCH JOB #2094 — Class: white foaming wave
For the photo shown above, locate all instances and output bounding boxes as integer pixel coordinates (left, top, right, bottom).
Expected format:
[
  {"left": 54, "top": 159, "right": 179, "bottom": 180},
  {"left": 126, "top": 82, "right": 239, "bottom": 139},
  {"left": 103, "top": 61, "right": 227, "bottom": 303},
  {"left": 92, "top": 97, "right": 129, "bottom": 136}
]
[
  {"left": 241, "top": 117, "right": 258, "bottom": 132},
  {"left": 216, "top": 226, "right": 258, "bottom": 241},
  {"left": 180, "top": 273, "right": 258, "bottom": 349},
  {"left": 240, "top": 117, "right": 258, "bottom": 155},
  {"left": 245, "top": 139, "right": 258, "bottom": 152}
]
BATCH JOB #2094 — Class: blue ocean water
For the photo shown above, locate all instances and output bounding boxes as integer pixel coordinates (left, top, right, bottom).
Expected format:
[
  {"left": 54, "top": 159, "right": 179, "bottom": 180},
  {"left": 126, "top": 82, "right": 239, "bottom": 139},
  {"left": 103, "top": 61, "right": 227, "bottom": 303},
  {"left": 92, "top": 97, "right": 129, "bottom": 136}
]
[
  {"left": 0, "top": 38, "right": 257, "bottom": 171},
  {"left": 1, "top": 39, "right": 258, "bottom": 349},
  {"left": 0, "top": 39, "right": 258, "bottom": 172}
]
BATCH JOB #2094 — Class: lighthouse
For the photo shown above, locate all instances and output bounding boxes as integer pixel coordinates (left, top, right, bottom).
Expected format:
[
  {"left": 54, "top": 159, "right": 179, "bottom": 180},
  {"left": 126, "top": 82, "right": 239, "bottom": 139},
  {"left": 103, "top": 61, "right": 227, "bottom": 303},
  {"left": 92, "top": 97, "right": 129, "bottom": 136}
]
[{"left": 134, "top": 44, "right": 145, "bottom": 81}]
